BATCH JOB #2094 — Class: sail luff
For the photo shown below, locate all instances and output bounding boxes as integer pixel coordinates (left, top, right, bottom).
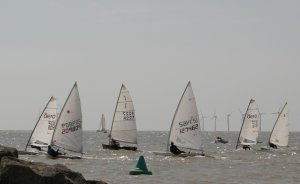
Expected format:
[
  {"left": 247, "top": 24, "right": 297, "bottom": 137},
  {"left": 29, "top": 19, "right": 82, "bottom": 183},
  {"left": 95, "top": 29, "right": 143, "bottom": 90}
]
[
  {"left": 167, "top": 81, "right": 191, "bottom": 151},
  {"left": 269, "top": 102, "right": 289, "bottom": 147},
  {"left": 25, "top": 96, "right": 56, "bottom": 151},
  {"left": 167, "top": 81, "right": 202, "bottom": 153},
  {"left": 236, "top": 99, "right": 258, "bottom": 149},
  {"left": 50, "top": 82, "right": 83, "bottom": 154},
  {"left": 110, "top": 84, "right": 137, "bottom": 144},
  {"left": 108, "top": 84, "right": 124, "bottom": 140}
]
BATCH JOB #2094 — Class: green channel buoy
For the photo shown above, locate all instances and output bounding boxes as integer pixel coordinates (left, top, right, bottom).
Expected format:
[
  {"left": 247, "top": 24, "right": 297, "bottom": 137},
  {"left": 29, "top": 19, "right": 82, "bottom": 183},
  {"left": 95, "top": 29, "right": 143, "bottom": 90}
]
[{"left": 129, "top": 155, "right": 152, "bottom": 175}]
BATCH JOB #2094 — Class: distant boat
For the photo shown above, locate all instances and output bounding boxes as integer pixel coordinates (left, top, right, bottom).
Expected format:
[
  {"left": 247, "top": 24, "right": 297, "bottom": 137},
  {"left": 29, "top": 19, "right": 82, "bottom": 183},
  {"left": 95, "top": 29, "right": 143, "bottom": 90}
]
[
  {"left": 236, "top": 99, "right": 259, "bottom": 150},
  {"left": 102, "top": 84, "right": 137, "bottom": 151},
  {"left": 153, "top": 82, "right": 204, "bottom": 157},
  {"left": 24, "top": 96, "right": 58, "bottom": 153},
  {"left": 215, "top": 137, "right": 228, "bottom": 144},
  {"left": 96, "top": 113, "right": 107, "bottom": 133},
  {"left": 262, "top": 102, "right": 289, "bottom": 150},
  {"left": 49, "top": 82, "right": 82, "bottom": 159}
]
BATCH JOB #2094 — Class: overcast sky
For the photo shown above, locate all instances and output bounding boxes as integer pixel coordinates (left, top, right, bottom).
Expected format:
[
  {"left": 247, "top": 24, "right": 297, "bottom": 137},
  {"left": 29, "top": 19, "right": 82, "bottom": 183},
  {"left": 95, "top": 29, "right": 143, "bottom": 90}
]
[{"left": 0, "top": 1, "right": 299, "bottom": 131}]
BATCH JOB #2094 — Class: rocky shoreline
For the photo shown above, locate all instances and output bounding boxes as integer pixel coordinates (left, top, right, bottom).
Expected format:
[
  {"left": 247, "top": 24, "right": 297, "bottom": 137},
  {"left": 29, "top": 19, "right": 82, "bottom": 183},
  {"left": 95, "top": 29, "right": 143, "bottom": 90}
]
[{"left": 0, "top": 145, "right": 107, "bottom": 184}]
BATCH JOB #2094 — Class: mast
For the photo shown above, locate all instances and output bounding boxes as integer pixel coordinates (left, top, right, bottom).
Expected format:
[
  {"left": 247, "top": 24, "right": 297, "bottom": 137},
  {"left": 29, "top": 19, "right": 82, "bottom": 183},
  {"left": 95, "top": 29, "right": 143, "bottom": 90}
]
[
  {"left": 51, "top": 82, "right": 83, "bottom": 154},
  {"left": 25, "top": 96, "right": 55, "bottom": 151},
  {"left": 235, "top": 99, "right": 254, "bottom": 149},
  {"left": 108, "top": 84, "right": 124, "bottom": 141},
  {"left": 167, "top": 82, "right": 191, "bottom": 151},
  {"left": 268, "top": 102, "right": 288, "bottom": 146}
]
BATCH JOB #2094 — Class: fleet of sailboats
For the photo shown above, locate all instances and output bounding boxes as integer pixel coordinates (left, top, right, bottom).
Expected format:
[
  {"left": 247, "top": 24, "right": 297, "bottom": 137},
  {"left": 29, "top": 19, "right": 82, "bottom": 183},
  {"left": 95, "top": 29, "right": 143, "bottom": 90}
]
[
  {"left": 153, "top": 82, "right": 204, "bottom": 157},
  {"left": 49, "top": 82, "right": 83, "bottom": 158},
  {"left": 236, "top": 99, "right": 259, "bottom": 150},
  {"left": 102, "top": 84, "right": 138, "bottom": 151},
  {"left": 20, "top": 81, "right": 292, "bottom": 159}
]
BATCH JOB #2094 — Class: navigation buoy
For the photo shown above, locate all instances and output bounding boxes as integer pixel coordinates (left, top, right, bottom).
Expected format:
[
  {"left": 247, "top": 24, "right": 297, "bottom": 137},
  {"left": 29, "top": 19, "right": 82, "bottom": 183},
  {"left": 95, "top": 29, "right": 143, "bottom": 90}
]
[{"left": 129, "top": 155, "right": 152, "bottom": 175}]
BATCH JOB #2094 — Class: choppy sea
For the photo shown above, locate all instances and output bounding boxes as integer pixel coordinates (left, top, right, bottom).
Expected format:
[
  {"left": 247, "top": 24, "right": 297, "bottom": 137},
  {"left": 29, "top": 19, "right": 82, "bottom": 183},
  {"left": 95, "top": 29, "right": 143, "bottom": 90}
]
[{"left": 0, "top": 131, "right": 299, "bottom": 184}]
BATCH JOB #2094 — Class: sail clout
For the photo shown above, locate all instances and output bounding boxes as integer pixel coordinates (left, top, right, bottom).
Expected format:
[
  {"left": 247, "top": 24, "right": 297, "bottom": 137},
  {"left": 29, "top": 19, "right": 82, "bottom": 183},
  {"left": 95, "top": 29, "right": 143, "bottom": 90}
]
[
  {"left": 26, "top": 96, "right": 57, "bottom": 151},
  {"left": 269, "top": 102, "right": 289, "bottom": 147},
  {"left": 168, "top": 81, "right": 202, "bottom": 152},
  {"left": 51, "top": 82, "right": 83, "bottom": 154},
  {"left": 109, "top": 84, "right": 137, "bottom": 144},
  {"left": 236, "top": 99, "right": 259, "bottom": 148}
]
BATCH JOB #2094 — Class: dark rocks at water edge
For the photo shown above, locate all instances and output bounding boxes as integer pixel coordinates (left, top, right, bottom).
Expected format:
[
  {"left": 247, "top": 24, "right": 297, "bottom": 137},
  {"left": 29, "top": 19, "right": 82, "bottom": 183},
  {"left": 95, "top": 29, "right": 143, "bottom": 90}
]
[
  {"left": 0, "top": 145, "right": 107, "bottom": 184},
  {"left": 0, "top": 146, "right": 18, "bottom": 159}
]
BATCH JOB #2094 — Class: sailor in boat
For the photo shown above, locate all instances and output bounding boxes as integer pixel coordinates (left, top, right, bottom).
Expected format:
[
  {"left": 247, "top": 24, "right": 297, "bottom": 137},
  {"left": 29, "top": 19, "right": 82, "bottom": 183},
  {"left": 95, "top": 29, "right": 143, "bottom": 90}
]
[
  {"left": 242, "top": 145, "right": 251, "bottom": 150},
  {"left": 170, "top": 142, "right": 185, "bottom": 155},
  {"left": 47, "top": 145, "right": 65, "bottom": 157},
  {"left": 269, "top": 142, "right": 278, "bottom": 149},
  {"left": 215, "top": 137, "right": 228, "bottom": 144},
  {"left": 110, "top": 139, "right": 120, "bottom": 149}
]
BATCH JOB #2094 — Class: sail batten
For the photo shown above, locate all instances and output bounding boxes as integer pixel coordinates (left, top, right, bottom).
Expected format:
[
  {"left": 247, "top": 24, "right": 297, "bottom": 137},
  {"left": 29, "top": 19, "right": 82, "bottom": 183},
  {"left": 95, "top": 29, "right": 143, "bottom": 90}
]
[
  {"left": 110, "top": 84, "right": 137, "bottom": 145},
  {"left": 167, "top": 82, "right": 202, "bottom": 153},
  {"left": 51, "top": 82, "right": 83, "bottom": 154}
]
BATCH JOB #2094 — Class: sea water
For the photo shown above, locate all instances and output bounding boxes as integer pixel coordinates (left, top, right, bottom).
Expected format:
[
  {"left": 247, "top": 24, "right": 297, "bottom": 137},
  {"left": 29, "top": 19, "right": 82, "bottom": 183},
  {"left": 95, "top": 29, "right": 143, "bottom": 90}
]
[{"left": 0, "top": 130, "right": 299, "bottom": 184}]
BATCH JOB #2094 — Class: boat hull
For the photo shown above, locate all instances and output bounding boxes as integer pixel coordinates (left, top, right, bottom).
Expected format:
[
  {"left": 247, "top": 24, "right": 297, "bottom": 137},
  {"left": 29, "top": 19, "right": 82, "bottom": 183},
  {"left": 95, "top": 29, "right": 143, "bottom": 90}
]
[
  {"left": 152, "top": 151, "right": 205, "bottom": 157},
  {"left": 102, "top": 144, "right": 137, "bottom": 151},
  {"left": 215, "top": 140, "right": 228, "bottom": 144},
  {"left": 46, "top": 153, "right": 82, "bottom": 159}
]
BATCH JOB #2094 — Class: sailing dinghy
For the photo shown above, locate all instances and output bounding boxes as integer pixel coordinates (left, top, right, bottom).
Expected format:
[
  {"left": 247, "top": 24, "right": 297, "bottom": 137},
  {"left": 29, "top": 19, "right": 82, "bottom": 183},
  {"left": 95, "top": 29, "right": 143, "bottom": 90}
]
[
  {"left": 97, "top": 113, "right": 107, "bottom": 133},
  {"left": 21, "top": 97, "right": 58, "bottom": 155},
  {"left": 48, "top": 82, "right": 83, "bottom": 159},
  {"left": 153, "top": 82, "right": 204, "bottom": 157},
  {"left": 102, "top": 84, "right": 138, "bottom": 151},
  {"left": 236, "top": 99, "right": 259, "bottom": 150},
  {"left": 261, "top": 102, "right": 289, "bottom": 150}
]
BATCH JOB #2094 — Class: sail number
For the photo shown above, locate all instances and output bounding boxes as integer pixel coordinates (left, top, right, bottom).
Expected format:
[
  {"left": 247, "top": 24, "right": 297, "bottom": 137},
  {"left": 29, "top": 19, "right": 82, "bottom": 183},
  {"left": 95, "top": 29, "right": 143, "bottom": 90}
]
[
  {"left": 123, "top": 111, "right": 135, "bottom": 120},
  {"left": 61, "top": 119, "right": 81, "bottom": 134},
  {"left": 44, "top": 113, "right": 57, "bottom": 130},
  {"left": 179, "top": 117, "right": 199, "bottom": 134},
  {"left": 246, "top": 114, "right": 258, "bottom": 129}
]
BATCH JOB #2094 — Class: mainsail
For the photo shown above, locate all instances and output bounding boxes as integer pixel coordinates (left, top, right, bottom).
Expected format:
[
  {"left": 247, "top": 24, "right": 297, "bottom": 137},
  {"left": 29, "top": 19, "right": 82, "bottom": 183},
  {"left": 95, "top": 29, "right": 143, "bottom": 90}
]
[
  {"left": 50, "top": 82, "right": 83, "bottom": 154},
  {"left": 109, "top": 84, "right": 137, "bottom": 144},
  {"left": 25, "top": 96, "right": 57, "bottom": 151},
  {"left": 167, "top": 81, "right": 202, "bottom": 152},
  {"left": 269, "top": 102, "right": 289, "bottom": 147},
  {"left": 236, "top": 99, "right": 259, "bottom": 149}
]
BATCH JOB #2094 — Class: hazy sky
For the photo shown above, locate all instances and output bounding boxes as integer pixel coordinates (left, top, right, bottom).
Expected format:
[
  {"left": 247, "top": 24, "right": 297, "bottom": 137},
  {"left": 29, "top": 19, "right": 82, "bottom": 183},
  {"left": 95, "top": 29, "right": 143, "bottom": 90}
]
[{"left": 0, "top": 1, "right": 299, "bottom": 131}]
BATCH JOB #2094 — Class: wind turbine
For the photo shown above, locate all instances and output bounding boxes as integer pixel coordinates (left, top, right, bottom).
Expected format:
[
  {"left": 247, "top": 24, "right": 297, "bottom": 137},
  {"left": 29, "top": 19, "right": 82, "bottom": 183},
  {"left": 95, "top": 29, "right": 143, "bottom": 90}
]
[
  {"left": 226, "top": 112, "right": 233, "bottom": 132},
  {"left": 272, "top": 103, "right": 283, "bottom": 116},
  {"left": 199, "top": 111, "right": 208, "bottom": 131},
  {"left": 211, "top": 110, "right": 218, "bottom": 132},
  {"left": 239, "top": 108, "right": 245, "bottom": 125},
  {"left": 257, "top": 108, "right": 265, "bottom": 132}
]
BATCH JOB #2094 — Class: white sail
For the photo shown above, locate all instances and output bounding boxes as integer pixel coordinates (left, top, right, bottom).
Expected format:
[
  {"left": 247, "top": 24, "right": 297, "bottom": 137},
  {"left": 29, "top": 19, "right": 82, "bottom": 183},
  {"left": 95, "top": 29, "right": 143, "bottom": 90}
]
[
  {"left": 26, "top": 97, "right": 57, "bottom": 150},
  {"left": 110, "top": 84, "right": 137, "bottom": 144},
  {"left": 51, "top": 82, "right": 83, "bottom": 154},
  {"left": 101, "top": 113, "right": 106, "bottom": 131},
  {"left": 168, "top": 82, "right": 202, "bottom": 152},
  {"left": 236, "top": 99, "right": 259, "bottom": 148},
  {"left": 269, "top": 103, "right": 289, "bottom": 147}
]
